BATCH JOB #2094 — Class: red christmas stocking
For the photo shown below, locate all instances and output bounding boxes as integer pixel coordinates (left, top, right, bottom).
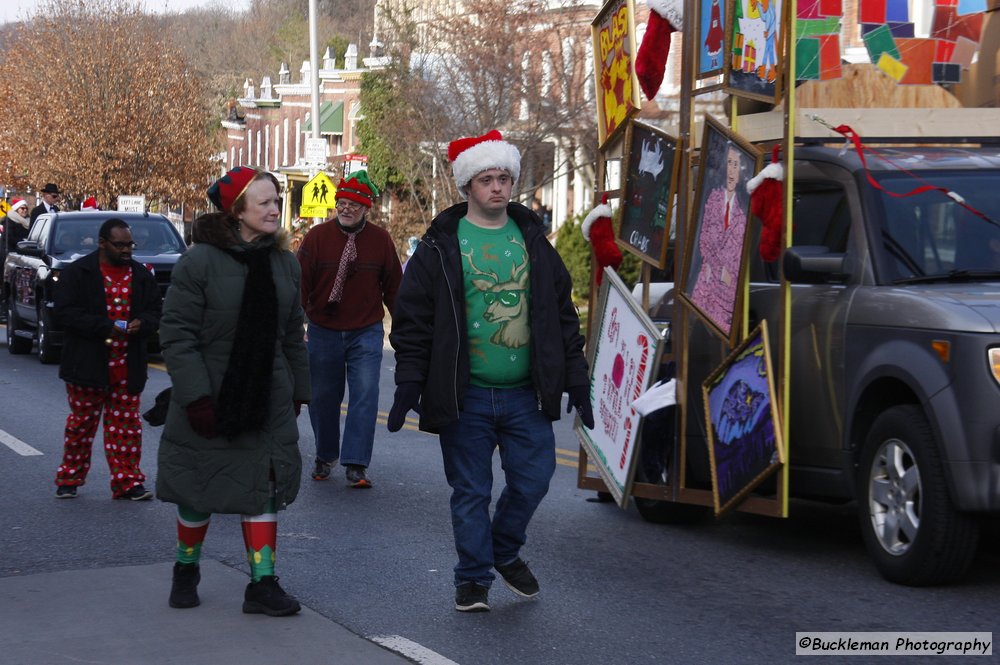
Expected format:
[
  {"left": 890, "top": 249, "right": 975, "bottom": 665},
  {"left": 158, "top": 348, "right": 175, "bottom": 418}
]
[{"left": 635, "top": 0, "right": 684, "bottom": 100}]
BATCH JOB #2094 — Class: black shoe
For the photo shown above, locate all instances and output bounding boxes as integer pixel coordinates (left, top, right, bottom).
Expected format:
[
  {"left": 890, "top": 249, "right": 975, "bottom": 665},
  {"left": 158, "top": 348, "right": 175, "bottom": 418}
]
[
  {"left": 455, "top": 582, "right": 490, "bottom": 612},
  {"left": 55, "top": 485, "right": 77, "bottom": 499},
  {"left": 312, "top": 459, "right": 333, "bottom": 481},
  {"left": 243, "top": 576, "right": 301, "bottom": 616},
  {"left": 117, "top": 484, "right": 154, "bottom": 501},
  {"left": 345, "top": 464, "right": 372, "bottom": 488},
  {"left": 169, "top": 563, "right": 201, "bottom": 608},
  {"left": 495, "top": 558, "right": 539, "bottom": 598}
]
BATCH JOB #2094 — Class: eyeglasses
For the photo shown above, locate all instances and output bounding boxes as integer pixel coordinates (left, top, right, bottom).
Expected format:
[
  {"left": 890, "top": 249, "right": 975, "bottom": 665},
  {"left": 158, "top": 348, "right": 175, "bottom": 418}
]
[
  {"left": 107, "top": 241, "right": 136, "bottom": 250},
  {"left": 336, "top": 200, "right": 364, "bottom": 211}
]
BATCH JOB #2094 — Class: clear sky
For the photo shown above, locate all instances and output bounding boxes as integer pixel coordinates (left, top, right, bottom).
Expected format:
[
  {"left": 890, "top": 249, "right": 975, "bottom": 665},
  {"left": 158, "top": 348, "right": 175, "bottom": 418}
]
[{"left": 1, "top": 0, "right": 252, "bottom": 24}]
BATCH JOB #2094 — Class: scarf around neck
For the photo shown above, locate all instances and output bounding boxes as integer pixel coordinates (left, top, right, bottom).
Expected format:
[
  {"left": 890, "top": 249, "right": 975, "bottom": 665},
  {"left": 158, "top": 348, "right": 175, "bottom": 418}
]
[
  {"left": 328, "top": 218, "right": 367, "bottom": 304},
  {"left": 6, "top": 209, "right": 29, "bottom": 229},
  {"left": 215, "top": 236, "right": 279, "bottom": 438}
]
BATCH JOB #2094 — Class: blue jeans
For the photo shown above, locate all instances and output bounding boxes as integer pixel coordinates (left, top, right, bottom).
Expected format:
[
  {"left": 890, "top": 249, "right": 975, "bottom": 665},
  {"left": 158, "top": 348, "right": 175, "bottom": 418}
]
[
  {"left": 307, "top": 321, "right": 383, "bottom": 468},
  {"left": 438, "top": 385, "right": 556, "bottom": 587}
]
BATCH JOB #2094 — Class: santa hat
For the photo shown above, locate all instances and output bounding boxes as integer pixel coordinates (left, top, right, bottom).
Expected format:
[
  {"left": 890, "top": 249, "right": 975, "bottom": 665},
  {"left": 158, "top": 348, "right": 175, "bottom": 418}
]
[
  {"left": 582, "top": 194, "right": 623, "bottom": 285},
  {"left": 207, "top": 165, "right": 259, "bottom": 214},
  {"left": 635, "top": 0, "right": 683, "bottom": 101},
  {"left": 746, "top": 145, "right": 784, "bottom": 262},
  {"left": 447, "top": 129, "right": 521, "bottom": 198},
  {"left": 336, "top": 170, "right": 379, "bottom": 208},
  {"left": 80, "top": 196, "right": 99, "bottom": 210},
  {"left": 10, "top": 198, "right": 27, "bottom": 212}
]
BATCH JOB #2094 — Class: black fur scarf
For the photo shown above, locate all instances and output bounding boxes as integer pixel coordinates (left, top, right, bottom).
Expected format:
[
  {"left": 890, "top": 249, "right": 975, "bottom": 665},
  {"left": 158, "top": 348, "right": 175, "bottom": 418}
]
[{"left": 193, "top": 213, "right": 278, "bottom": 438}]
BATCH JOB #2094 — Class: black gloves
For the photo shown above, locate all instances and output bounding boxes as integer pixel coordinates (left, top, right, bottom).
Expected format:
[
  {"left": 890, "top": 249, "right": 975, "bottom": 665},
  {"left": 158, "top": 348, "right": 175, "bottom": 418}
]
[
  {"left": 186, "top": 396, "right": 217, "bottom": 439},
  {"left": 567, "top": 385, "right": 595, "bottom": 429},
  {"left": 387, "top": 383, "right": 422, "bottom": 432}
]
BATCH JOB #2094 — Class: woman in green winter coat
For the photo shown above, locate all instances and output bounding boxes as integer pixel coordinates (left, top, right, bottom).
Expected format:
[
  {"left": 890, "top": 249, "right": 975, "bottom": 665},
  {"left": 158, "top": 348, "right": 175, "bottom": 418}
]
[{"left": 157, "top": 166, "right": 311, "bottom": 617}]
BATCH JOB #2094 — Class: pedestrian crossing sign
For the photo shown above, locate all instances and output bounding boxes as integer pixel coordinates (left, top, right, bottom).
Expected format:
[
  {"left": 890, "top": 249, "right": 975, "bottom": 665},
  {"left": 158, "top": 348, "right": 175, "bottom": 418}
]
[{"left": 300, "top": 172, "right": 337, "bottom": 218}]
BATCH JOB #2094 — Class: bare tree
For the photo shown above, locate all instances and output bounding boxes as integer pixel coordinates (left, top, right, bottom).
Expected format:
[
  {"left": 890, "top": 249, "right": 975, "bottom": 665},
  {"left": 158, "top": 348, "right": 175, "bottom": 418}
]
[
  {"left": 0, "top": 0, "right": 217, "bottom": 208},
  {"left": 359, "top": 0, "right": 596, "bottom": 242}
]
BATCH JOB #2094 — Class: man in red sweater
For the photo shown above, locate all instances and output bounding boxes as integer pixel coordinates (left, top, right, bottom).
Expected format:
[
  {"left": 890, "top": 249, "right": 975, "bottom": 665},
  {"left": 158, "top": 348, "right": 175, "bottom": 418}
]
[{"left": 297, "top": 171, "right": 402, "bottom": 488}]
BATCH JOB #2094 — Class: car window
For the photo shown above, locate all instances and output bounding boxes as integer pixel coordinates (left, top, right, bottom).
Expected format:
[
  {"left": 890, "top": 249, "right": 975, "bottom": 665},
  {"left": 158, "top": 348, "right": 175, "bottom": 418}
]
[
  {"left": 874, "top": 171, "right": 1000, "bottom": 280},
  {"left": 27, "top": 216, "right": 50, "bottom": 243},
  {"left": 130, "top": 219, "right": 185, "bottom": 255},
  {"left": 51, "top": 220, "right": 99, "bottom": 255}
]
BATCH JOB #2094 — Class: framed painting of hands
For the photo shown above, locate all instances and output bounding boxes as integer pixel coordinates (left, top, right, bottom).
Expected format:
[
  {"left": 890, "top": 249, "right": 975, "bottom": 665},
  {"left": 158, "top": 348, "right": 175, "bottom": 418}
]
[
  {"left": 679, "top": 114, "right": 762, "bottom": 346},
  {"left": 617, "top": 120, "right": 681, "bottom": 269}
]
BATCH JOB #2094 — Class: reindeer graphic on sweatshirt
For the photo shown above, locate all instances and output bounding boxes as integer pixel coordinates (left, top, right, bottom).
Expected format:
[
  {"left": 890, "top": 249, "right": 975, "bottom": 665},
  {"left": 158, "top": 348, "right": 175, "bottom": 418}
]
[{"left": 462, "top": 236, "right": 530, "bottom": 350}]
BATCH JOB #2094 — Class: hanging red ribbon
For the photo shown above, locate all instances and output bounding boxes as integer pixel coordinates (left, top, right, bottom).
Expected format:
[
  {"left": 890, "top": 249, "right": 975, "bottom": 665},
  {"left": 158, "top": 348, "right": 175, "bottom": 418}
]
[{"left": 831, "top": 124, "right": 995, "bottom": 225}]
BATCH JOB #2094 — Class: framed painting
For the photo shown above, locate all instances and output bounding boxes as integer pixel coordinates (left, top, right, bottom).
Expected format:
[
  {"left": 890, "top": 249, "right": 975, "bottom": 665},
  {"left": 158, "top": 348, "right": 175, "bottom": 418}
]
[
  {"left": 678, "top": 114, "right": 762, "bottom": 346},
  {"left": 591, "top": 0, "right": 642, "bottom": 151},
  {"left": 702, "top": 320, "right": 784, "bottom": 516},
  {"left": 617, "top": 120, "right": 681, "bottom": 269},
  {"left": 697, "top": 0, "right": 727, "bottom": 79},
  {"left": 723, "top": 0, "right": 787, "bottom": 103},
  {"left": 575, "top": 267, "right": 667, "bottom": 508}
]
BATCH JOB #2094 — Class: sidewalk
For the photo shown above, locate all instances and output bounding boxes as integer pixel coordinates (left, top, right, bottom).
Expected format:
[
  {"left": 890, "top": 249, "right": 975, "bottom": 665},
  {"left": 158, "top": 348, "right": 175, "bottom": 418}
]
[{"left": 0, "top": 560, "right": 411, "bottom": 665}]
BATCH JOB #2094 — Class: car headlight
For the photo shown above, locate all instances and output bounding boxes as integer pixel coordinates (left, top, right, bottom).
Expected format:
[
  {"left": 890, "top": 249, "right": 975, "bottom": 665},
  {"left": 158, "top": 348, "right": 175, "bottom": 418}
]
[{"left": 988, "top": 347, "right": 1000, "bottom": 387}]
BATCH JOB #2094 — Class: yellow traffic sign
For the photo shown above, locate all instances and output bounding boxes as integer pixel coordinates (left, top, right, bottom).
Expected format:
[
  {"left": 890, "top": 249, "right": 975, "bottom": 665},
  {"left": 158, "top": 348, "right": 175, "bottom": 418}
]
[
  {"left": 0, "top": 200, "right": 9, "bottom": 216},
  {"left": 300, "top": 172, "right": 336, "bottom": 218}
]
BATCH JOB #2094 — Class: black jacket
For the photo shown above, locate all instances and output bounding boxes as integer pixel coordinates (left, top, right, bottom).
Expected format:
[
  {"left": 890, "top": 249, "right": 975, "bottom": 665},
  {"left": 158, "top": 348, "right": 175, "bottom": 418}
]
[
  {"left": 54, "top": 251, "right": 162, "bottom": 394},
  {"left": 30, "top": 203, "right": 56, "bottom": 225},
  {"left": 390, "top": 201, "right": 589, "bottom": 432}
]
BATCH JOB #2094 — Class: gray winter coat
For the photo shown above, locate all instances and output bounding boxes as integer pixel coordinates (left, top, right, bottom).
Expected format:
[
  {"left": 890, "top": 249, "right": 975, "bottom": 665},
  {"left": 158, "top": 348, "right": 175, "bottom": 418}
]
[{"left": 156, "top": 218, "right": 310, "bottom": 515}]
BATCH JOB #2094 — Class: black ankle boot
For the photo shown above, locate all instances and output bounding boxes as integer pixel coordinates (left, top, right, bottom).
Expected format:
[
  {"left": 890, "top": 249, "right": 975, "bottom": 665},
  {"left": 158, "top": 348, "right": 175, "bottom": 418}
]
[
  {"left": 169, "top": 562, "right": 201, "bottom": 608},
  {"left": 242, "top": 575, "right": 301, "bottom": 617}
]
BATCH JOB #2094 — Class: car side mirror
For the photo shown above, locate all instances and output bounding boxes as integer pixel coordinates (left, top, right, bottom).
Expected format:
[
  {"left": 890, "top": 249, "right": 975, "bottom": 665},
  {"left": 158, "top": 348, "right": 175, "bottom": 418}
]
[
  {"left": 782, "top": 246, "right": 847, "bottom": 284},
  {"left": 15, "top": 240, "right": 43, "bottom": 256}
]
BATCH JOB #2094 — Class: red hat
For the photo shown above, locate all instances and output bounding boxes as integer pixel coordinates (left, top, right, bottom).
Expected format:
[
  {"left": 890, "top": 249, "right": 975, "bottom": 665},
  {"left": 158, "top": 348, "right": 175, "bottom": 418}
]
[
  {"left": 335, "top": 170, "right": 380, "bottom": 208},
  {"left": 10, "top": 198, "right": 27, "bottom": 212},
  {"left": 447, "top": 129, "right": 521, "bottom": 197},
  {"left": 207, "top": 166, "right": 259, "bottom": 213},
  {"left": 80, "top": 196, "right": 99, "bottom": 210}
]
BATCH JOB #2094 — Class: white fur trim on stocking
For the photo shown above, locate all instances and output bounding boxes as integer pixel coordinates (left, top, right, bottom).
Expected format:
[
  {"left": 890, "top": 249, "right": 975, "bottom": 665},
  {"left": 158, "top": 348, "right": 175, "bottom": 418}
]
[
  {"left": 746, "top": 161, "right": 784, "bottom": 195},
  {"left": 647, "top": 0, "right": 683, "bottom": 29},
  {"left": 582, "top": 203, "right": 613, "bottom": 241}
]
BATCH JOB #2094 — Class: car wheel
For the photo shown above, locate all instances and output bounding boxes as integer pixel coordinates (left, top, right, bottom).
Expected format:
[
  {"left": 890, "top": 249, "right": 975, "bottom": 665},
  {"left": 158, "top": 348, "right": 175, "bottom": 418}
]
[
  {"left": 858, "top": 404, "right": 979, "bottom": 585},
  {"left": 37, "top": 305, "right": 60, "bottom": 364},
  {"left": 6, "top": 295, "right": 31, "bottom": 355}
]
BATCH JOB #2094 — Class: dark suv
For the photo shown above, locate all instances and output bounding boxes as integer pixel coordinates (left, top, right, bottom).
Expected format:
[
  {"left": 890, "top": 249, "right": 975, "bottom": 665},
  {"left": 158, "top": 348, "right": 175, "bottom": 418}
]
[
  {"left": 4, "top": 210, "right": 185, "bottom": 363},
  {"left": 642, "top": 145, "right": 1000, "bottom": 585}
]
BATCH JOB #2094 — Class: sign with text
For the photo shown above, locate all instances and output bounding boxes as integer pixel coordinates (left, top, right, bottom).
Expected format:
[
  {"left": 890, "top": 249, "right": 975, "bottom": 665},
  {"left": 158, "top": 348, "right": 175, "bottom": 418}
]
[
  {"left": 117, "top": 195, "right": 145, "bottom": 212},
  {"left": 299, "top": 171, "right": 337, "bottom": 218},
  {"left": 304, "top": 137, "right": 328, "bottom": 165},
  {"left": 575, "top": 268, "right": 666, "bottom": 507}
]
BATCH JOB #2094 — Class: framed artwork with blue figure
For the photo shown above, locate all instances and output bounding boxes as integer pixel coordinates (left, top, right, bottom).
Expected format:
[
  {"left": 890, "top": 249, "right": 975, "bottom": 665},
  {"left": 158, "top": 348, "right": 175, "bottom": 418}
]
[
  {"left": 723, "top": 0, "right": 786, "bottom": 103},
  {"left": 702, "top": 320, "right": 784, "bottom": 516},
  {"left": 617, "top": 120, "right": 680, "bottom": 268}
]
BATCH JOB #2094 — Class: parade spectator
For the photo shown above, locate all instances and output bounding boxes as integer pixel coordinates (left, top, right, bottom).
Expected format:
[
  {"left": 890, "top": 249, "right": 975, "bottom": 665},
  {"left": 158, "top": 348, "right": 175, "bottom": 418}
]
[
  {"left": 297, "top": 171, "right": 401, "bottom": 488},
  {"left": 156, "top": 166, "right": 310, "bottom": 616},
  {"left": 52, "top": 218, "right": 161, "bottom": 501},
  {"left": 31, "top": 182, "right": 60, "bottom": 223},
  {"left": 5, "top": 198, "right": 30, "bottom": 253},
  {"left": 387, "top": 130, "right": 594, "bottom": 612}
]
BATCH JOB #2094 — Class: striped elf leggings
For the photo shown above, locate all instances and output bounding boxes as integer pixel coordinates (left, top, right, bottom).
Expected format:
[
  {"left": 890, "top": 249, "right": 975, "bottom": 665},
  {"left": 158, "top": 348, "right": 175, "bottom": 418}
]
[{"left": 175, "top": 483, "right": 279, "bottom": 582}]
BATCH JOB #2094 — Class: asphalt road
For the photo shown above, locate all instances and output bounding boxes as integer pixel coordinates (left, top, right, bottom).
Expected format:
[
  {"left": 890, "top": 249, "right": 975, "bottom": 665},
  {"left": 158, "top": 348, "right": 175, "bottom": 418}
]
[{"left": 1, "top": 344, "right": 998, "bottom": 664}]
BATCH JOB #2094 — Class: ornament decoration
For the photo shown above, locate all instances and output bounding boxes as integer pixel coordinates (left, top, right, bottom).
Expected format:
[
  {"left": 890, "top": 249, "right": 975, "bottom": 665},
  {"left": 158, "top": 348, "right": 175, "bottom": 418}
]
[{"left": 582, "top": 193, "right": 624, "bottom": 284}]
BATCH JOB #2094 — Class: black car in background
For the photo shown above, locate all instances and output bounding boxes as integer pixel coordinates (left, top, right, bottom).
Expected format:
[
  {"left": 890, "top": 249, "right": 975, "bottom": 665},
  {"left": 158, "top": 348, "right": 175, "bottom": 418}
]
[{"left": 3, "top": 211, "right": 185, "bottom": 363}]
